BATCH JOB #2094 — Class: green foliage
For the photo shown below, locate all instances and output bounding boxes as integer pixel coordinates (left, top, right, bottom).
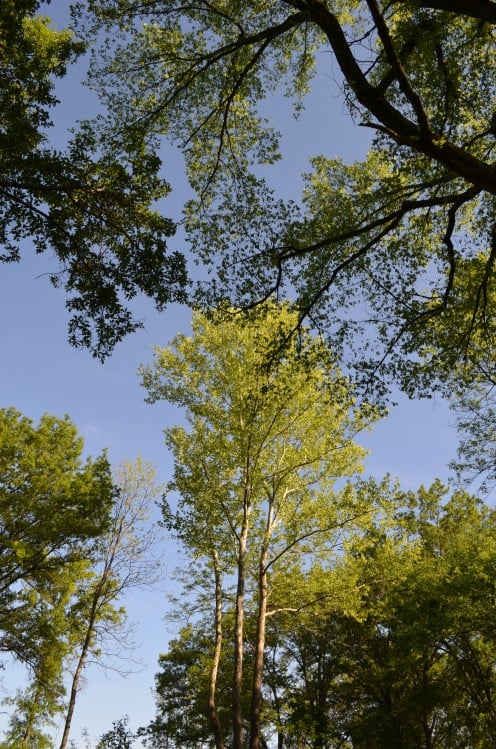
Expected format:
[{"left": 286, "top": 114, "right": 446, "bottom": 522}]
[
  {"left": 281, "top": 481, "right": 496, "bottom": 748},
  {"left": 141, "top": 302, "right": 376, "bottom": 748},
  {"left": 96, "top": 717, "right": 135, "bottom": 749},
  {"left": 1, "top": 0, "right": 82, "bottom": 158},
  {"left": 0, "top": 407, "right": 114, "bottom": 597},
  {"left": 144, "top": 465, "right": 496, "bottom": 748},
  {"left": 80, "top": 0, "right": 496, "bottom": 389},
  {"left": 58, "top": 458, "right": 162, "bottom": 749},
  {"left": 436, "top": 257, "right": 496, "bottom": 488},
  {"left": 0, "top": 407, "right": 115, "bottom": 743},
  {"left": 1, "top": 1, "right": 187, "bottom": 359},
  {"left": 141, "top": 302, "right": 374, "bottom": 580}
]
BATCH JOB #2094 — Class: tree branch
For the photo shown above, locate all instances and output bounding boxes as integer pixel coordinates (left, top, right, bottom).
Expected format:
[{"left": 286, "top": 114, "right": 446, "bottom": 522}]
[{"left": 392, "top": 0, "right": 496, "bottom": 25}]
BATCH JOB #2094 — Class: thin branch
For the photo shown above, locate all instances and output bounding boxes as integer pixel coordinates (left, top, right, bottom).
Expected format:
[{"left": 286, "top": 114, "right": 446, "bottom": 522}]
[
  {"left": 133, "top": 11, "right": 307, "bottom": 127},
  {"left": 264, "top": 510, "right": 370, "bottom": 574}
]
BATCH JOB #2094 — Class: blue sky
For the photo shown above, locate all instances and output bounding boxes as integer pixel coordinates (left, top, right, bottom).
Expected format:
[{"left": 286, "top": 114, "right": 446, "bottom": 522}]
[{"left": 0, "top": 2, "right": 460, "bottom": 743}]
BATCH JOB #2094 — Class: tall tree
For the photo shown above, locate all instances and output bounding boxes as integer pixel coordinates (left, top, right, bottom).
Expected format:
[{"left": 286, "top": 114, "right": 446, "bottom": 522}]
[
  {"left": 1, "top": 453, "right": 161, "bottom": 747},
  {"left": 80, "top": 0, "right": 496, "bottom": 392},
  {"left": 141, "top": 302, "right": 375, "bottom": 749},
  {"left": 0, "top": 407, "right": 115, "bottom": 744},
  {"left": 1, "top": 1, "right": 187, "bottom": 359},
  {"left": 59, "top": 459, "right": 161, "bottom": 749}
]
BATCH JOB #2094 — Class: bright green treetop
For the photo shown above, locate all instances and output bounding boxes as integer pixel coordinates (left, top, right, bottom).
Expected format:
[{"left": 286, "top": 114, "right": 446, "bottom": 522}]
[
  {"left": 141, "top": 302, "right": 376, "bottom": 748},
  {"left": 0, "top": 407, "right": 115, "bottom": 743},
  {"left": 0, "top": 407, "right": 114, "bottom": 594},
  {"left": 141, "top": 302, "right": 373, "bottom": 570}
]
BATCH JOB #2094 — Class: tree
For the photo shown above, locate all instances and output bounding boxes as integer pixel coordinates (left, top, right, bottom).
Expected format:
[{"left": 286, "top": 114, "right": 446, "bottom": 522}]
[
  {"left": 144, "top": 476, "right": 496, "bottom": 749},
  {"left": 80, "top": 0, "right": 496, "bottom": 393},
  {"left": 0, "top": 407, "right": 115, "bottom": 744},
  {"left": 279, "top": 480, "right": 496, "bottom": 748},
  {"left": 96, "top": 717, "right": 135, "bottom": 749},
  {"left": 0, "top": 447, "right": 161, "bottom": 747},
  {"left": 58, "top": 459, "right": 162, "bottom": 749},
  {"left": 142, "top": 621, "right": 236, "bottom": 749},
  {"left": 1, "top": 570, "right": 78, "bottom": 749},
  {"left": 0, "top": 1, "right": 188, "bottom": 359},
  {"left": 0, "top": 407, "right": 114, "bottom": 631},
  {"left": 141, "top": 302, "right": 375, "bottom": 749}
]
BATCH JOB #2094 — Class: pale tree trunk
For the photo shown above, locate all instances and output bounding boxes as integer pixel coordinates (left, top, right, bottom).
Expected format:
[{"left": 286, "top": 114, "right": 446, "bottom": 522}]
[
  {"left": 232, "top": 515, "right": 249, "bottom": 749},
  {"left": 208, "top": 550, "right": 225, "bottom": 749},
  {"left": 249, "top": 504, "right": 273, "bottom": 749},
  {"left": 58, "top": 573, "right": 108, "bottom": 749},
  {"left": 58, "top": 639, "right": 90, "bottom": 749},
  {"left": 248, "top": 554, "right": 268, "bottom": 749}
]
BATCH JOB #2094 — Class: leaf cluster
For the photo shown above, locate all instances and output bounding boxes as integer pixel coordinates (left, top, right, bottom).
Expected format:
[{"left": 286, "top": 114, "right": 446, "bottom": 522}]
[
  {"left": 0, "top": 407, "right": 116, "bottom": 741},
  {"left": 1, "top": 1, "right": 188, "bottom": 358}
]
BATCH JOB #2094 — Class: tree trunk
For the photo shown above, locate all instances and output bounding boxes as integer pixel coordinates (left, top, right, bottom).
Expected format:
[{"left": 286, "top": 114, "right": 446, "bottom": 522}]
[
  {"left": 58, "top": 577, "right": 105, "bottom": 749},
  {"left": 249, "top": 558, "right": 268, "bottom": 749},
  {"left": 58, "top": 640, "right": 90, "bottom": 749},
  {"left": 249, "top": 516, "right": 271, "bottom": 749},
  {"left": 232, "top": 517, "right": 249, "bottom": 749},
  {"left": 208, "top": 550, "right": 225, "bottom": 749}
]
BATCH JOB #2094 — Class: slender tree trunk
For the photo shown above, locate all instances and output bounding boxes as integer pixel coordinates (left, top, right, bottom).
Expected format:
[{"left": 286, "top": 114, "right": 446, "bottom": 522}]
[
  {"left": 233, "top": 517, "right": 249, "bottom": 749},
  {"left": 59, "top": 640, "right": 90, "bottom": 749},
  {"left": 58, "top": 577, "right": 106, "bottom": 749},
  {"left": 208, "top": 550, "right": 225, "bottom": 749},
  {"left": 250, "top": 496, "right": 275, "bottom": 749},
  {"left": 249, "top": 544, "right": 269, "bottom": 749}
]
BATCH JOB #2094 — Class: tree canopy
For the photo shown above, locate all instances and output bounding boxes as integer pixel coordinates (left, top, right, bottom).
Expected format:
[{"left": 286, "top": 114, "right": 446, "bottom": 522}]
[
  {"left": 79, "top": 0, "right": 496, "bottom": 396},
  {"left": 0, "top": 413, "right": 160, "bottom": 746},
  {"left": 58, "top": 459, "right": 161, "bottom": 749},
  {"left": 0, "top": 407, "right": 114, "bottom": 600},
  {"left": 146, "top": 477, "right": 496, "bottom": 749},
  {"left": 281, "top": 480, "right": 496, "bottom": 748},
  {"left": 0, "top": 407, "right": 115, "bottom": 744},
  {"left": 1, "top": 0, "right": 188, "bottom": 359}
]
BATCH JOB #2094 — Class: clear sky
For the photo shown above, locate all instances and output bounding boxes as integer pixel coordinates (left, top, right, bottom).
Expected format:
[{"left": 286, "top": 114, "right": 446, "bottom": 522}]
[{"left": 0, "top": 2, "right": 460, "bottom": 744}]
